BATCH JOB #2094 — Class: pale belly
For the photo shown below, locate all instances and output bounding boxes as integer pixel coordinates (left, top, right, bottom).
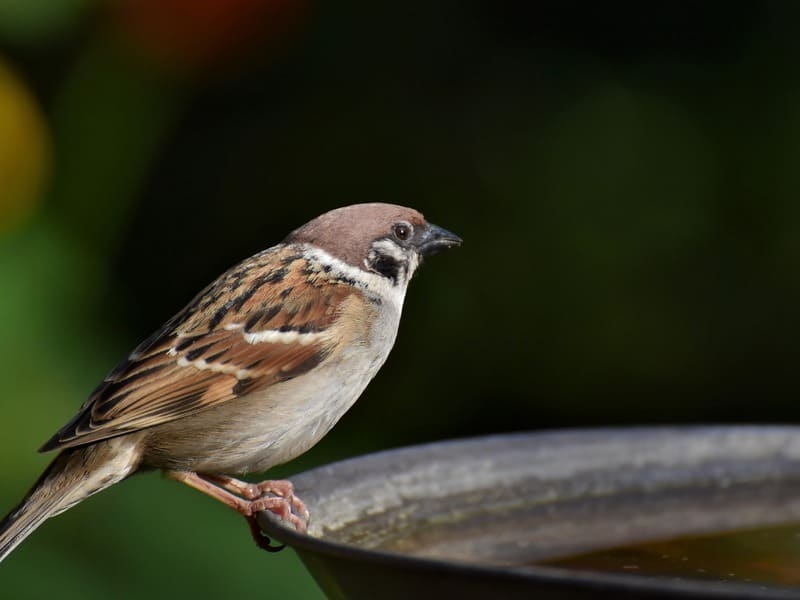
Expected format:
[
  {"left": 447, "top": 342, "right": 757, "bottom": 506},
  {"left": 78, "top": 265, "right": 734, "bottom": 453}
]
[{"left": 142, "top": 308, "right": 400, "bottom": 475}]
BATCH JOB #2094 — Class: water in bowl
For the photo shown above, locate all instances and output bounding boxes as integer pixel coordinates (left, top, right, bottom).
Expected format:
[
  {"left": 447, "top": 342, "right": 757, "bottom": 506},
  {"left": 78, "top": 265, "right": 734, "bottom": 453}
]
[{"left": 539, "top": 522, "right": 800, "bottom": 587}]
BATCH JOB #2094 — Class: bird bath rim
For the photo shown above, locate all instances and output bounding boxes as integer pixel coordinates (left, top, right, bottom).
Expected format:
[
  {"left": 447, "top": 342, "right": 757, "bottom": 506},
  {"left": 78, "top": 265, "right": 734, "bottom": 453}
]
[{"left": 258, "top": 426, "right": 800, "bottom": 599}]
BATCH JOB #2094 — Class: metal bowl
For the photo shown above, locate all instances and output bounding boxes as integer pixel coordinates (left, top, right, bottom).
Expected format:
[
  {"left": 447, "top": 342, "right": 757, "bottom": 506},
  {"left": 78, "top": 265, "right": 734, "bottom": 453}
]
[{"left": 257, "top": 427, "right": 800, "bottom": 599}]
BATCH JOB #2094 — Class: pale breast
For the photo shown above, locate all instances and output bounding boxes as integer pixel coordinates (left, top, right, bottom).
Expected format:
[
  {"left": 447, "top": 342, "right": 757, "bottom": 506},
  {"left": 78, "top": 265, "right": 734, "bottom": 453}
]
[{"left": 142, "top": 293, "right": 403, "bottom": 475}]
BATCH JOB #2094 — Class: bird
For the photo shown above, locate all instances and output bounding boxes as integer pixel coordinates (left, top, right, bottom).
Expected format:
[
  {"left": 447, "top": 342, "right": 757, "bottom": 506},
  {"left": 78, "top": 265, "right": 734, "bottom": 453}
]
[{"left": 0, "top": 203, "right": 461, "bottom": 562}]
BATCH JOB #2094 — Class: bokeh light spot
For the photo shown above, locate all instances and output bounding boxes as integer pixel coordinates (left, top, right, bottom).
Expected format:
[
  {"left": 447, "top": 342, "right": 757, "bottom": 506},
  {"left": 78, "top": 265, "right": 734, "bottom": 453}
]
[{"left": 0, "top": 59, "right": 50, "bottom": 233}]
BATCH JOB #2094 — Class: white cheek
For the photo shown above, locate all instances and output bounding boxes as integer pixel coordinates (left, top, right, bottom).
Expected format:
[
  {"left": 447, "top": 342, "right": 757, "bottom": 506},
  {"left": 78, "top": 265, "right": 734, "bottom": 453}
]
[
  {"left": 303, "top": 246, "right": 409, "bottom": 312},
  {"left": 407, "top": 252, "right": 420, "bottom": 279},
  {"left": 371, "top": 239, "right": 407, "bottom": 263}
]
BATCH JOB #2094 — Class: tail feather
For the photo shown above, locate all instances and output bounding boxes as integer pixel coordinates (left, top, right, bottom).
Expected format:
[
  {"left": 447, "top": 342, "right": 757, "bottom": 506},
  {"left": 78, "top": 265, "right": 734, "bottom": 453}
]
[
  {"left": 0, "top": 438, "right": 141, "bottom": 563},
  {"left": 0, "top": 452, "right": 77, "bottom": 563},
  {"left": 0, "top": 492, "right": 62, "bottom": 562}
]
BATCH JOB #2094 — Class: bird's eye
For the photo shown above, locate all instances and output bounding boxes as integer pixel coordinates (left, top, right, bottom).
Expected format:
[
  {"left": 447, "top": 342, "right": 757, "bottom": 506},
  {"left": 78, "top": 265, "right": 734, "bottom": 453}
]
[{"left": 392, "top": 222, "right": 412, "bottom": 241}]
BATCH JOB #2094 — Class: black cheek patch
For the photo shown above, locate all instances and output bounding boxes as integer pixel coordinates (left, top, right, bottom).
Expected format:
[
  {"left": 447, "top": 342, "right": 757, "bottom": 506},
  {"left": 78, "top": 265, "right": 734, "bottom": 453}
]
[{"left": 370, "top": 254, "right": 401, "bottom": 284}]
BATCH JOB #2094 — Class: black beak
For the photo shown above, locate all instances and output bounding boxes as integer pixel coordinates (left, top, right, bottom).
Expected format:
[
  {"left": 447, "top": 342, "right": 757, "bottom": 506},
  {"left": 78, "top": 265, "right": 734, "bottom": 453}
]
[{"left": 417, "top": 223, "right": 462, "bottom": 257}]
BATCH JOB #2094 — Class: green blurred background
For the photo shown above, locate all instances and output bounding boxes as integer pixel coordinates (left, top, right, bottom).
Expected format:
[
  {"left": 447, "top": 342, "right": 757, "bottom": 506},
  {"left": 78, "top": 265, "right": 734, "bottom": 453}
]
[{"left": 2, "top": 1, "right": 800, "bottom": 597}]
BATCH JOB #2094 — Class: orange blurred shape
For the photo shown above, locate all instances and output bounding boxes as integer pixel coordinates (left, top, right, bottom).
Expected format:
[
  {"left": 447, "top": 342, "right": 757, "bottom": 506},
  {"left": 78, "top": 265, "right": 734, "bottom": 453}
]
[
  {"left": 113, "top": 0, "right": 311, "bottom": 71},
  {"left": 0, "top": 59, "right": 50, "bottom": 234}
]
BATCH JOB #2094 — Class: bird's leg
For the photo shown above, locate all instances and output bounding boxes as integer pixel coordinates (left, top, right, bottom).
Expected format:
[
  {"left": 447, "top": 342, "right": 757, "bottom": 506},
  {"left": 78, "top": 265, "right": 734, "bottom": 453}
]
[
  {"left": 200, "top": 474, "right": 309, "bottom": 521},
  {"left": 165, "top": 471, "right": 308, "bottom": 551},
  {"left": 199, "top": 474, "right": 266, "bottom": 499}
]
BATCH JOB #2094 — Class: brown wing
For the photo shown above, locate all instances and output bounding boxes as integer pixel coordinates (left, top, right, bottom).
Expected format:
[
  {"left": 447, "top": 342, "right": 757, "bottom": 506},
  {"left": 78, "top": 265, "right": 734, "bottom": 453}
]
[{"left": 40, "top": 246, "right": 357, "bottom": 452}]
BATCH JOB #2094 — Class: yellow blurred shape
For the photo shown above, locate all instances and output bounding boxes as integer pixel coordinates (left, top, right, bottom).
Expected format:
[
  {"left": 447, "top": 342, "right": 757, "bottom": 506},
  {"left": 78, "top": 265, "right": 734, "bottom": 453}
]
[{"left": 0, "top": 57, "right": 50, "bottom": 233}]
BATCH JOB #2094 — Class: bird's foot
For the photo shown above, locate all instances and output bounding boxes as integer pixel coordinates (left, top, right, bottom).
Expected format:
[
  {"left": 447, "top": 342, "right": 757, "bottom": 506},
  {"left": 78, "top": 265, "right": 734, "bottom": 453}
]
[
  {"left": 250, "top": 479, "right": 310, "bottom": 528},
  {"left": 201, "top": 474, "right": 309, "bottom": 530},
  {"left": 245, "top": 516, "right": 286, "bottom": 552},
  {"left": 240, "top": 483, "right": 309, "bottom": 552},
  {"left": 251, "top": 495, "right": 307, "bottom": 534},
  {"left": 166, "top": 471, "right": 309, "bottom": 553}
]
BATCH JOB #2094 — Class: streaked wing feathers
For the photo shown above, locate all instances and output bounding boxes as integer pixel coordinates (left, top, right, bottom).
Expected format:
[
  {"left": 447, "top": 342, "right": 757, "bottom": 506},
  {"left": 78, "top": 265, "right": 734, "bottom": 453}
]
[{"left": 40, "top": 246, "right": 354, "bottom": 452}]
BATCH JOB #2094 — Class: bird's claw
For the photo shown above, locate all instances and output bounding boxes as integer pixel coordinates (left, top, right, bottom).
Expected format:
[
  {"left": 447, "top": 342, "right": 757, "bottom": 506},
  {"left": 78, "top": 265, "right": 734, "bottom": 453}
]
[
  {"left": 251, "top": 479, "right": 310, "bottom": 531},
  {"left": 246, "top": 516, "right": 286, "bottom": 552},
  {"left": 249, "top": 495, "right": 309, "bottom": 533}
]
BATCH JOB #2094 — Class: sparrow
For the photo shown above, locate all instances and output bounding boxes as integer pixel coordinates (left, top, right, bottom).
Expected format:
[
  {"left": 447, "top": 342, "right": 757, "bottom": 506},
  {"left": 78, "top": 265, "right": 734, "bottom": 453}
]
[{"left": 0, "top": 203, "right": 461, "bottom": 562}]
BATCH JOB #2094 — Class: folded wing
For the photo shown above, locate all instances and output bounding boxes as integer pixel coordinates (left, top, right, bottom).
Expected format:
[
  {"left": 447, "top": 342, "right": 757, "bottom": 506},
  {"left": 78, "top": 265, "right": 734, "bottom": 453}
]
[{"left": 40, "top": 247, "right": 355, "bottom": 452}]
